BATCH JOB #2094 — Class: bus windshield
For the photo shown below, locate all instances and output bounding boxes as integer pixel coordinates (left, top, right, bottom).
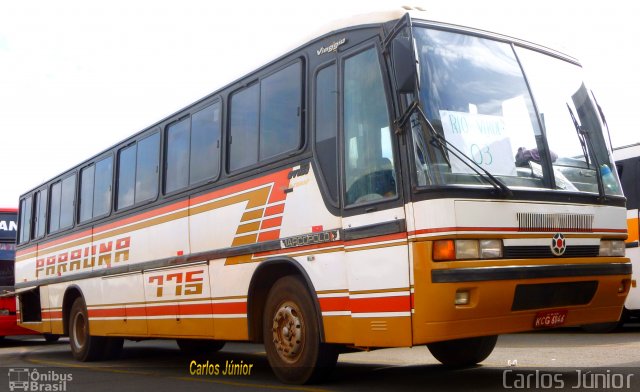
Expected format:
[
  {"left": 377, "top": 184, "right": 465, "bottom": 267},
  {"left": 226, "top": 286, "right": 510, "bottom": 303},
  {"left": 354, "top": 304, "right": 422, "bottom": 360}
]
[{"left": 411, "top": 27, "right": 622, "bottom": 196}]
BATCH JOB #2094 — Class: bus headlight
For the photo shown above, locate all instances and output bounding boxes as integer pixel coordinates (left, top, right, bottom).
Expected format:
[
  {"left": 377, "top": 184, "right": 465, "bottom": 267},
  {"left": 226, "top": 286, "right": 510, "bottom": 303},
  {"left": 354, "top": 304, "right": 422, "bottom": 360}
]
[
  {"left": 433, "top": 239, "right": 503, "bottom": 261},
  {"left": 599, "top": 240, "right": 625, "bottom": 257}
]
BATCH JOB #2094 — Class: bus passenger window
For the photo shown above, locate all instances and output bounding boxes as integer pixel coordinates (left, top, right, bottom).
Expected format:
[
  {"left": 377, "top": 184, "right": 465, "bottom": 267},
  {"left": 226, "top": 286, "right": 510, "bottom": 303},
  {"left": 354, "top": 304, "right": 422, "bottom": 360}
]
[
  {"left": 343, "top": 48, "right": 396, "bottom": 205},
  {"left": 49, "top": 174, "right": 76, "bottom": 233},
  {"left": 34, "top": 189, "right": 47, "bottom": 239},
  {"left": 117, "top": 133, "right": 159, "bottom": 210},
  {"left": 260, "top": 62, "right": 301, "bottom": 160},
  {"left": 18, "top": 196, "right": 32, "bottom": 244},
  {"left": 190, "top": 103, "right": 221, "bottom": 184}
]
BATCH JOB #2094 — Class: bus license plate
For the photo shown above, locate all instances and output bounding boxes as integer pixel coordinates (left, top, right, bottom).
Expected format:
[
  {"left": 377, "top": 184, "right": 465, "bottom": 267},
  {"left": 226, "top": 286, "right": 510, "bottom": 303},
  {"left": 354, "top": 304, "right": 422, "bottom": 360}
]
[{"left": 533, "top": 309, "right": 568, "bottom": 329}]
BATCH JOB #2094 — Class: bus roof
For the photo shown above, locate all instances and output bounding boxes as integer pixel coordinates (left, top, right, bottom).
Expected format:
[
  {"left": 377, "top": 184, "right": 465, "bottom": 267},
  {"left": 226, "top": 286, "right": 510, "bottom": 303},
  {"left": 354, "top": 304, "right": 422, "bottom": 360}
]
[
  {"left": 613, "top": 142, "right": 640, "bottom": 161},
  {"left": 19, "top": 6, "right": 576, "bottom": 197}
]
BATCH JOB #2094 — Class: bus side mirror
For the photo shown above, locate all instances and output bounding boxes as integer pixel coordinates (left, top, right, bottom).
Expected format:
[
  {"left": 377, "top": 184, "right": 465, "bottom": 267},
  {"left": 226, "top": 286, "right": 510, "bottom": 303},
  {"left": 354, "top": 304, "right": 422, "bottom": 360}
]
[{"left": 391, "top": 35, "right": 420, "bottom": 94}]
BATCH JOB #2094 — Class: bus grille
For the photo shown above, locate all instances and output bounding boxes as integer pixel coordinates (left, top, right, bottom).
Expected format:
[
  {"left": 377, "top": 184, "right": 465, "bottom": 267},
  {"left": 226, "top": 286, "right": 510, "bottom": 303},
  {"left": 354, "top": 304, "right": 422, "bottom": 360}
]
[
  {"left": 512, "top": 281, "right": 598, "bottom": 311},
  {"left": 516, "top": 212, "right": 594, "bottom": 232},
  {"left": 503, "top": 245, "right": 600, "bottom": 258}
]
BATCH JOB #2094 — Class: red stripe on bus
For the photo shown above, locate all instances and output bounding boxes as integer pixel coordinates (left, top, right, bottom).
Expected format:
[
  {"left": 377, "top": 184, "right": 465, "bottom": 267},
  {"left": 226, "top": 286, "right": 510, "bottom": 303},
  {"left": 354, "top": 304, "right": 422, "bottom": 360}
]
[
  {"left": 177, "top": 303, "right": 213, "bottom": 315},
  {"left": 42, "top": 310, "right": 63, "bottom": 318},
  {"left": 258, "top": 230, "right": 280, "bottom": 242},
  {"left": 88, "top": 308, "right": 127, "bottom": 318},
  {"left": 16, "top": 247, "right": 37, "bottom": 257},
  {"left": 94, "top": 200, "right": 190, "bottom": 235},
  {"left": 190, "top": 170, "right": 289, "bottom": 207},
  {"left": 318, "top": 296, "right": 350, "bottom": 312},
  {"left": 260, "top": 217, "right": 282, "bottom": 230},
  {"left": 145, "top": 304, "right": 179, "bottom": 317},
  {"left": 212, "top": 302, "right": 247, "bottom": 314},
  {"left": 34, "top": 229, "right": 95, "bottom": 252},
  {"left": 23, "top": 169, "right": 291, "bottom": 254},
  {"left": 350, "top": 295, "right": 410, "bottom": 313},
  {"left": 264, "top": 203, "right": 285, "bottom": 216},
  {"left": 126, "top": 307, "right": 148, "bottom": 317},
  {"left": 410, "top": 227, "right": 627, "bottom": 236}
]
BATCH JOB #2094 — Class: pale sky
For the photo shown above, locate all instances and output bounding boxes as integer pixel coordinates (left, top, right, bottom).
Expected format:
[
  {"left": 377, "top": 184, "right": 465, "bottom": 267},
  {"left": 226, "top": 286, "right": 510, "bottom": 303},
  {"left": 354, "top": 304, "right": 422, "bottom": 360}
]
[{"left": 0, "top": 0, "right": 638, "bottom": 207}]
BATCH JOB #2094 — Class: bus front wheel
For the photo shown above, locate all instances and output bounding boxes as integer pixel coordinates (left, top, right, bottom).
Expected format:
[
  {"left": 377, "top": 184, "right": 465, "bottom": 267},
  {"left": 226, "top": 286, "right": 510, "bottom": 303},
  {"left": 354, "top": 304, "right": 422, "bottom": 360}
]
[
  {"left": 263, "top": 275, "right": 338, "bottom": 384},
  {"left": 427, "top": 335, "right": 498, "bottom": 367}
]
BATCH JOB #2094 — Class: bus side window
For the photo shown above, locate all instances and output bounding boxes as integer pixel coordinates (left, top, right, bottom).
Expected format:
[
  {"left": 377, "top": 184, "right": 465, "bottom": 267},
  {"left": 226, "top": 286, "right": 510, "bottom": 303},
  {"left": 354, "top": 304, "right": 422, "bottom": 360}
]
[
  {"left": 18, "top": 196, "right": 32, "bottom": 244},
  {"left": 343, "top": 47, "right": 396, "bottom": 206},
  {"left": 315, "top": 63, "right": 338, "bottom": 203},
  {"left": 34, "top": 189, "right": 47, "bottom": 239},
  {"left": 117, "top": 133, "right": 159, "bottom": 210},
  {"left": 229, "top": 61, "right": 303, "bottom": 172}
]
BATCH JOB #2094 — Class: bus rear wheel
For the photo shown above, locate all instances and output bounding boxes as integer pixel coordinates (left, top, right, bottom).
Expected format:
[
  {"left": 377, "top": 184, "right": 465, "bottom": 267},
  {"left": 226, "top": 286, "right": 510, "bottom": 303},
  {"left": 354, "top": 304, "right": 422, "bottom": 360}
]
[
  {"left": 263, "top": 275, "right": 338, "bottom": 384},
  {"left": 69, "top": 297, "right": 106, "bottom": 361},
  {"left": 427, "top": 335, "right": 498, "bottom": 367}
]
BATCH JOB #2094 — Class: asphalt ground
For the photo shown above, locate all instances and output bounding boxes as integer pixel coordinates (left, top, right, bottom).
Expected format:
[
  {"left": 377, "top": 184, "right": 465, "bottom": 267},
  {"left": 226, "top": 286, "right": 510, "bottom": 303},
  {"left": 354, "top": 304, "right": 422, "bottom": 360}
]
[{"left": 1, "top": 324, "right": 639, "bottom": 391}]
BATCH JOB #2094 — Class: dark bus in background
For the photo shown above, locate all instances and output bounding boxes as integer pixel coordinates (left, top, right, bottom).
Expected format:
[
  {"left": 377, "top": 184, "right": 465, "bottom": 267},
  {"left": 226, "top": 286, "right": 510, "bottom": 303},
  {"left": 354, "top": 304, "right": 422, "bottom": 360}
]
[{"left": 0, "top": 208, "right": 49, "bottom": 340}]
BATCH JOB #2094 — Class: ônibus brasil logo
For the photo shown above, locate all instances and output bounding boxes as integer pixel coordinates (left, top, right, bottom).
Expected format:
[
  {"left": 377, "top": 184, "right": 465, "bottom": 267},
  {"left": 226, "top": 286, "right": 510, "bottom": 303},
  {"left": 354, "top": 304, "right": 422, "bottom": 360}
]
[
  {"left": 8, "top": 368, "right": 73, "bottom": 391},
  {"left": 550, "top": 233, "right": 567, "bottom": 256}
]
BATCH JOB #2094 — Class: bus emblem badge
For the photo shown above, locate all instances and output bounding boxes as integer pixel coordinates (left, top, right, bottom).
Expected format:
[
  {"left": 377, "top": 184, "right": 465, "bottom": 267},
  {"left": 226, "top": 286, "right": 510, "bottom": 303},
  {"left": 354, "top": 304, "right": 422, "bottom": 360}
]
[{"left": 550, "top": 233, "right": 566, "bottom": 256}]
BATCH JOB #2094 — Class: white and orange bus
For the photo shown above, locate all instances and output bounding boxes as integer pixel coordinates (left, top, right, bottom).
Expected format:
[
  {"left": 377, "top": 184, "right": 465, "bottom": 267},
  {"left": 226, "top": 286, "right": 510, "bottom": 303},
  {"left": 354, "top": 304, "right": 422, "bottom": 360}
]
[{"left": 15, "top": 8, "right": 631, "bottom": 384}]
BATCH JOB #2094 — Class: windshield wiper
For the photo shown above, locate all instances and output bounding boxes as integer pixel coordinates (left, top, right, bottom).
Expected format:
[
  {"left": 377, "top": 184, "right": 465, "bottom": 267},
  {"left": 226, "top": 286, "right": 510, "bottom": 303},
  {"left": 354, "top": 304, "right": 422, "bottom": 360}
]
[
  {"left": 565, "top": 103, "right": 606, "bottom": 200},
  {"left": 566, "top": 103, "right": 590, "bottom": 168},
  {"left": 395, "top": 100, "right": 513, "bottom": 197}
]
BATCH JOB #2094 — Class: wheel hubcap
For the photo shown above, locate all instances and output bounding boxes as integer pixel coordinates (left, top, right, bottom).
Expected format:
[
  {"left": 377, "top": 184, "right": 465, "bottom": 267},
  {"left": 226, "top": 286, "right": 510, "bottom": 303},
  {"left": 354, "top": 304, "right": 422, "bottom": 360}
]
[
  {"left": 72, "top": 312, "right": 86, "bottom": 349},
  {"left": 272, "top": 303, "right": 303, "bottom": 363}
]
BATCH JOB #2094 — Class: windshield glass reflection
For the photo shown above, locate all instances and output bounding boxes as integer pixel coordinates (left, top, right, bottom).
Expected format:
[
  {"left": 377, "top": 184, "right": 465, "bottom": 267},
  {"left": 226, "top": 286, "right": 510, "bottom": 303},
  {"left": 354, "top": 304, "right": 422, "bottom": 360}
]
[{"left": 411, "top": 27, "right": 621, "bottom": 196}]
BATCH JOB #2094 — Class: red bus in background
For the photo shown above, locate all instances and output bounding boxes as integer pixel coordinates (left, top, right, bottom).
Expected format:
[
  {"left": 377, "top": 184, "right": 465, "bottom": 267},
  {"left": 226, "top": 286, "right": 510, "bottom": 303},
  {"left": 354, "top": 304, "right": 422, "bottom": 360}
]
[{"left": 0, "top": 208, "right": 53, "bottom": 341}]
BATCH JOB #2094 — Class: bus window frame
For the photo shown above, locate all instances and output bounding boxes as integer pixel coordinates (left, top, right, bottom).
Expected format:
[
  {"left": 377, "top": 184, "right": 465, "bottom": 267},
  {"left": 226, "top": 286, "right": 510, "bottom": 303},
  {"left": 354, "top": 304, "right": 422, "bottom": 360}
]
[
  {"left": 48, "top": 171, "right": 78, "bottom": 236},
  {"left": 114, "top": 130, "right": 161, "bottom": 214},
  {"left": 162, "top": 99, "right": 223, "bottom": 198},
  {"left": 338, "top": 41, "right": 404, "bottom": 216},
  {"left": 33, "top": 187, "right": 49, "bottom": 240},
  {"left": 77, "top": 152, "right": 115, "bottom": 227},
  {"left": 312, "top": 60, "right": 341, "bottom": 209},
  {"left": 226, "top": 57, "right": 307, "bottom": 176},
  {"left": 17, "top": 196, "right": 32, "bottom": 245}
]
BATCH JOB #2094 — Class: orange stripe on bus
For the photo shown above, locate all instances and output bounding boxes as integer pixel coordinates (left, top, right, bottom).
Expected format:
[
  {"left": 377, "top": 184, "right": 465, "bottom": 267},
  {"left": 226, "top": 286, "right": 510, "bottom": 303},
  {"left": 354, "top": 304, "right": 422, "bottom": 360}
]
[{"left": 626, "top": 217, "right": 639, "bottom": 243}]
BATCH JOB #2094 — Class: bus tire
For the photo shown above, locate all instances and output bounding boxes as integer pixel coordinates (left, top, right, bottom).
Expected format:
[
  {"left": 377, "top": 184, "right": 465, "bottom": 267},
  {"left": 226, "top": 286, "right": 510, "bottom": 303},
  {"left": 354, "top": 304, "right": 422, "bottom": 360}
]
[
  {"left": 43, "top": 334, "right": 60, "bottom": 343},
  {"left": 103, "top": 337, "right": 124, "bottom": 359},
  {"left": 69, "top": 297, "right": 106, "bottom": 361},
  {"left": 176, "top": 339, "right": 225, "bottom": 354},
  {"left": 427, "top": 335, "right": 498, "bottom": 367},
  {"left": 263, "top": 275, "right": 338, "bottom": 384},
  {"left": 581, "top": 321, "right": 619, "bottom": 333}
]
